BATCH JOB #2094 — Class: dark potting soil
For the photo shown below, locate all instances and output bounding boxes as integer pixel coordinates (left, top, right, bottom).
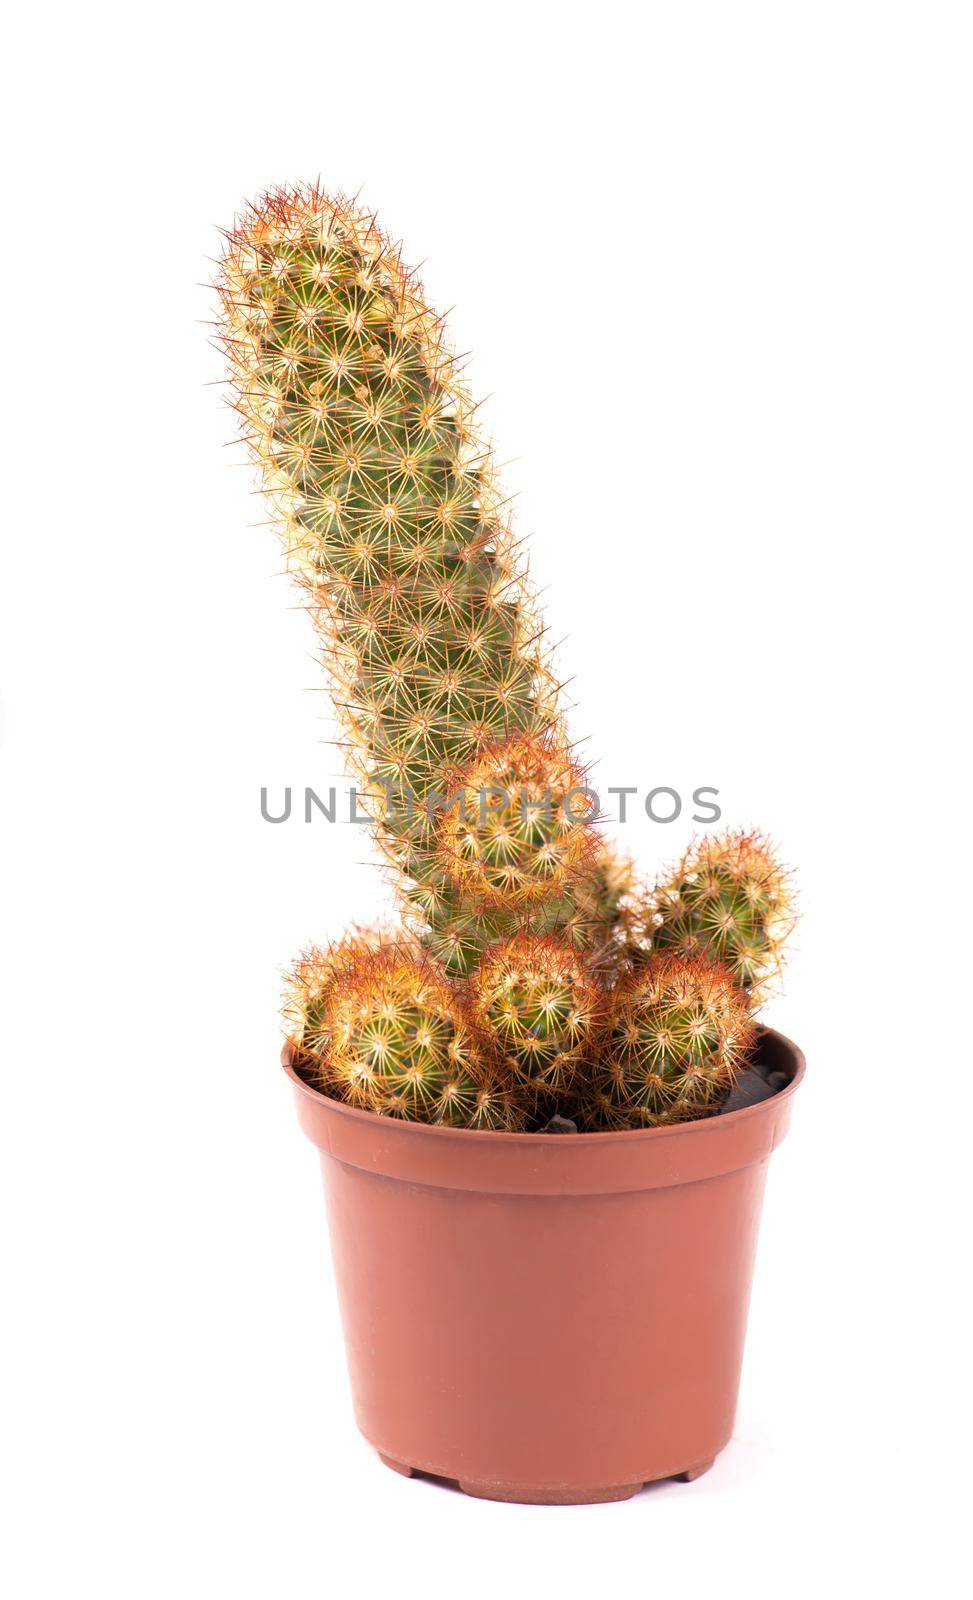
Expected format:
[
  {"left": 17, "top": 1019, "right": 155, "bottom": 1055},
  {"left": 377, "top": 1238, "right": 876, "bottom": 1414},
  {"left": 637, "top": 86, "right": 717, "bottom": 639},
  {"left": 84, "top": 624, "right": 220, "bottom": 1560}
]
[
  {"left": 720, "top": 1060, "right": 791, "bottom": 1114},
  {"left": 536, "top": 1113, "right": 582, "bottom": 1134}
]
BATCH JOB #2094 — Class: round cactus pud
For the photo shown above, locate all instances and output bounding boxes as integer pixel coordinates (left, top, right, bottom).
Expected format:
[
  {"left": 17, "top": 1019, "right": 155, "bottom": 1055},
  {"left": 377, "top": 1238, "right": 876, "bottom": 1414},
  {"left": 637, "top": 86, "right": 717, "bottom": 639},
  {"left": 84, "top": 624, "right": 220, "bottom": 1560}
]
[
  {"left": 470, "top": 935, "right": 605, "bottom": 1104},
  {"left": 323, "top": 945, "right": 522, "bottom": 1129},
  {"left": 581, "top": 955, "right": 756, "bottom": 1129},
  {"left": 436, "top": 734, "right": 599, "bottom": 911},
  {"left": 283, "top": 929, "right": 397, "bottom": 1092},
  {"left": 650, "top": 830, "right": 796, "bottom": 1007}
]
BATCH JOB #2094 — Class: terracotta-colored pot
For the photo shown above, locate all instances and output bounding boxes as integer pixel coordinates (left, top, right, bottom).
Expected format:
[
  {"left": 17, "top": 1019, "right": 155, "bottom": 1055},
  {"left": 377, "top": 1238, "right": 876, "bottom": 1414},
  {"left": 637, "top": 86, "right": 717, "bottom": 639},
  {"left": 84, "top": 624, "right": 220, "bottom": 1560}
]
[{"left": 285, "top": 1026, "right": 804, "bottom": 1505}]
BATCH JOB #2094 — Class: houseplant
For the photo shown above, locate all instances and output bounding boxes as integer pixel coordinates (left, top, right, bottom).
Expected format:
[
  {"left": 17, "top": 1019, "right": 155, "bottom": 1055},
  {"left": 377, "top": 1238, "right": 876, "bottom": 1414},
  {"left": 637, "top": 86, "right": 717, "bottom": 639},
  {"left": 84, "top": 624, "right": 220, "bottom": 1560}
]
[{"left": 216, "top": 183, "right": 804, "bottom": 1503}]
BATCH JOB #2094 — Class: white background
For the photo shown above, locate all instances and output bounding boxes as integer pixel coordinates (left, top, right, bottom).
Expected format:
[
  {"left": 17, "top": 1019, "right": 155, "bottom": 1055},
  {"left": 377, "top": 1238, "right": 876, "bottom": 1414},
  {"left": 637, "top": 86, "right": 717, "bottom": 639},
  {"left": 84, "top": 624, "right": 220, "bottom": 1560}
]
[{"left": 2, "top": 3, "right": 969, "bottom": 1594}]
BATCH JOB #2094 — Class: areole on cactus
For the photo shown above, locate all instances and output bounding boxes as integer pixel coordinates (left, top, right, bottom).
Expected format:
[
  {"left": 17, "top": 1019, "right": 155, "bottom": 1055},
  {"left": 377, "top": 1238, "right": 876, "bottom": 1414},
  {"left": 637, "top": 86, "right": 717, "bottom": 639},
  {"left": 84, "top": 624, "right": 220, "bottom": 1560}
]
[{"left": 217, "top": 182, "right": 798, "bottom": 1132}]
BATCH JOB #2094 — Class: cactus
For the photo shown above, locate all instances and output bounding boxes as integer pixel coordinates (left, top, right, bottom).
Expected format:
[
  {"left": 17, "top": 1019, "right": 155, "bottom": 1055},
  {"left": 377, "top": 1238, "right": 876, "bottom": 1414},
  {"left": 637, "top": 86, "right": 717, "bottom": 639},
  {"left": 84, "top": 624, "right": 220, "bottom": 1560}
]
[
  {"left": 283, "top": 927, "right": 407, "bottom": 1090},
  {"left": 470, "top": 934, "right": 605, "bottom": 1106},
  {"left": 649, "top": 830, "right": 795, "bottom": 1007},
  {"left": 570, "top": 844, "right": 653, "bottom": 976},
  {"left": 319, "top": 945, "right": 521, "bottom": 1129},
  {"left": 216, "top": 185, "right": 597, "bottom": 977},
  {"left": 580, "top": 955, "right": 756, "bottom": 1128},
  {"left": 216, "top": 184, "right": 800, "bottom": 1133},
  {"left": 437, "top": 735, "right": 598, "bottom": 909}
]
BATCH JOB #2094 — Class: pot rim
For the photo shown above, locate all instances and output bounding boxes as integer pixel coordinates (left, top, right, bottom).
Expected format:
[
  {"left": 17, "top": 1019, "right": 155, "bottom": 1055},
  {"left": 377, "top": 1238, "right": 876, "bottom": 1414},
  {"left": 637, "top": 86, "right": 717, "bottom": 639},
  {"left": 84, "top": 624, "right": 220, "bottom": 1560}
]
[{"left": 282, "top": 1023, "right": 805, "bottom": 1147}]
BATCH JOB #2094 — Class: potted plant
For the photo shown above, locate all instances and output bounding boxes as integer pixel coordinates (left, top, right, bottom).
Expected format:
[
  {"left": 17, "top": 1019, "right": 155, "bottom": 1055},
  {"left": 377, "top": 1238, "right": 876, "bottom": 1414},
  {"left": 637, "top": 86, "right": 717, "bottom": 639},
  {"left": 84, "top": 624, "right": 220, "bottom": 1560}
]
[{"left": 215, "top": 183, "right": 804, "bottom": 1504}]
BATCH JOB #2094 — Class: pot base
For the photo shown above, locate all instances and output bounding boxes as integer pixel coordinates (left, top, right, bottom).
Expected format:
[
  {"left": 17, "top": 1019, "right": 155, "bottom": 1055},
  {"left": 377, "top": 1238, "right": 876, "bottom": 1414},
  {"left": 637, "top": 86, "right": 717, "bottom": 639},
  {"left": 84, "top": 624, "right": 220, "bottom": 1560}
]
[{"left": 378, "top": 1451, "right": 716, "bottom": 1504}]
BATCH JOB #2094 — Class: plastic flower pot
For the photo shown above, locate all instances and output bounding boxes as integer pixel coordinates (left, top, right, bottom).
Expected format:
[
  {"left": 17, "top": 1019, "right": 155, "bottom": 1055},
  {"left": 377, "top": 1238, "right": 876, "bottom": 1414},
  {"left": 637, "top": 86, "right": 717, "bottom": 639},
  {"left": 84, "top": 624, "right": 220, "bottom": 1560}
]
[{"left": 284, "top": 1025, "right": 804, "bottom": 1505}]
